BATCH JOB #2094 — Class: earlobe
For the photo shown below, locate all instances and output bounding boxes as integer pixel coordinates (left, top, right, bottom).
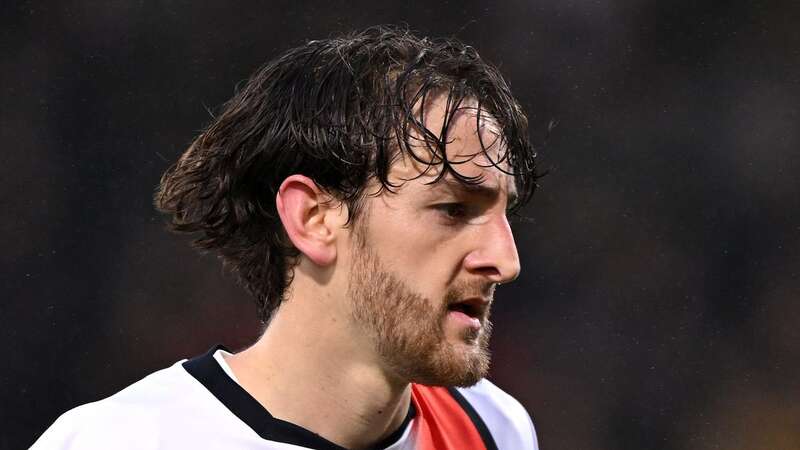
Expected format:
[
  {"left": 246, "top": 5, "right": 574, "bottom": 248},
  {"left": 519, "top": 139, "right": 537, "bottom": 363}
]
[{"left": 275, "top": 175, "right": 338, "bottom": 266}]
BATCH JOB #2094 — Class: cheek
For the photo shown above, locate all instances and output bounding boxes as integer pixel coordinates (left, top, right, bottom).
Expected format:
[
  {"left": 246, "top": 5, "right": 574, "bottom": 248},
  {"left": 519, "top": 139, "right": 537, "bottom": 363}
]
[
  {"left": 378, "top": 207, "right": 439, "bottom": 254},
  {"left": 365, "top": 193, "right": 472, "bottom": 290},
  {"left": 379, "top": 216, "right": 464, "bottom": 292}
]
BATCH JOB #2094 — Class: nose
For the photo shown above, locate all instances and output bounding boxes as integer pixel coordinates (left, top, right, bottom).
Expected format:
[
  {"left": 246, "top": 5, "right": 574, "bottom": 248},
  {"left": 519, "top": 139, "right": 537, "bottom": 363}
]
[{"left": 463, "top": 213, "right": 521, "bottom": 285}]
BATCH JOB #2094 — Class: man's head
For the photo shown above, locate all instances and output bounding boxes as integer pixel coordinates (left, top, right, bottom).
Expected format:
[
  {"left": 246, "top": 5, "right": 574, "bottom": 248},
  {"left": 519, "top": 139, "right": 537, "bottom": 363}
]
[
  {"left": 156, "top": 26, "right": 538, "bottom": 384},
  {"left": 339, "top": 94, "right": 522, "bottom": 386}
]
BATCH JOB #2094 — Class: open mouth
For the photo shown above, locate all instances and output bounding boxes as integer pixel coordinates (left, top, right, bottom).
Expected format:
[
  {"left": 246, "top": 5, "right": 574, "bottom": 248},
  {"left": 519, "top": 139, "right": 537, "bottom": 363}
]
[{"left": 447, "top": 298, "right": 487, "bottom": 320}]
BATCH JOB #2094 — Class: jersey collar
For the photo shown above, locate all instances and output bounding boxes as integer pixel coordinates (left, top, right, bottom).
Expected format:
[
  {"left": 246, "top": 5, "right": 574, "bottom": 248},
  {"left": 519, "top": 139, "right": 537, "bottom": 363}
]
[{"left": 182, "top": 345, "right": 416, "bottom": 450}]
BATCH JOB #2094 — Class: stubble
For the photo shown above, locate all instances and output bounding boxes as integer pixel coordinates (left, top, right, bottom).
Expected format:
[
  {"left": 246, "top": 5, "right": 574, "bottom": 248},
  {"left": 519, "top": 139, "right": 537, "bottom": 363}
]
[{"left": 347, "top": 241, "right": 493, "bottom": 387}]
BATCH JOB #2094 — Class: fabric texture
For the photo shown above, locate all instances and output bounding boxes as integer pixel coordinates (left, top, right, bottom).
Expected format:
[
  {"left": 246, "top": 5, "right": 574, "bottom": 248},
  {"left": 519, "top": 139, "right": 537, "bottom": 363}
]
[{"left": 32, "top": 347, "right": 538, "bottom": 449}]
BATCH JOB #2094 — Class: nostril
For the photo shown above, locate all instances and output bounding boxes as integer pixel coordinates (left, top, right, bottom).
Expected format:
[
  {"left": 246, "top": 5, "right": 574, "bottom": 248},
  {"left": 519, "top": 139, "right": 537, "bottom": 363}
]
[{"left": 470, "top": 267, "right": 501, "bottom": 279}]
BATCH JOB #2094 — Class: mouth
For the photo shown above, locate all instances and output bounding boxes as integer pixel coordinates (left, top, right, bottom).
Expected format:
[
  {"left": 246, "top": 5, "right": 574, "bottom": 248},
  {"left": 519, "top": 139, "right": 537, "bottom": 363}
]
[{"left": 447, "top": 297, "right": 489, "bottom": 323}]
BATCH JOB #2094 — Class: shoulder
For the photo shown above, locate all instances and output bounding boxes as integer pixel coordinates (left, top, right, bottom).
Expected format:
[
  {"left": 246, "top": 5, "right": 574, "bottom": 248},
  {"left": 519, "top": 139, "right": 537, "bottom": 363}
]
[
  {"left": 31, "top": 361, "right": 202, "bottom": 450},
  {"left": 454, "top": 378, "right": 539, "bottom": 450}
]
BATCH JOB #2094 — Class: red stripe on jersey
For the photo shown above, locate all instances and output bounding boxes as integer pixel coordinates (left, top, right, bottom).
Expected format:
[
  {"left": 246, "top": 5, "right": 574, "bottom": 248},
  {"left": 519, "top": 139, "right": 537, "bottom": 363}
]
[{"left": 410, "top": 384, "right": 487, "bottom": 450}]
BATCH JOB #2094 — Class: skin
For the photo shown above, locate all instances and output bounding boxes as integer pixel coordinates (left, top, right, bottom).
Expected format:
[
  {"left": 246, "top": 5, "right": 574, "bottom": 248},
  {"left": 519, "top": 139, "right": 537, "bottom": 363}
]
[{"left": 226, "top": 96, "right": 521, "bottom": 449}]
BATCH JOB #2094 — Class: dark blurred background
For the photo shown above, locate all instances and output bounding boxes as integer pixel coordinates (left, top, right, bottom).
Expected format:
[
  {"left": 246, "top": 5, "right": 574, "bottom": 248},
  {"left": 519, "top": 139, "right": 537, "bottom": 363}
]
[{"left": 3, "top": 1, "right": 799, "bottom": 449}]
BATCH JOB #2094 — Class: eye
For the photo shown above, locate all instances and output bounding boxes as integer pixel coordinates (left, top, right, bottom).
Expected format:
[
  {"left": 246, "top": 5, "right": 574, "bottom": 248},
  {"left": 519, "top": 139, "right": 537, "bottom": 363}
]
[{"left": 433, "top": 203, "right": 469, "bottom": 220}]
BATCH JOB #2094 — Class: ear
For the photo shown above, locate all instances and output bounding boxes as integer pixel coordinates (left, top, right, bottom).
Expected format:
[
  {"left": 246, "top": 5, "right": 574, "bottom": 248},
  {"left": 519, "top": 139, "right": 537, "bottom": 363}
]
[{"left": 275, "top": 175, "right": 340, "bottom": 266}]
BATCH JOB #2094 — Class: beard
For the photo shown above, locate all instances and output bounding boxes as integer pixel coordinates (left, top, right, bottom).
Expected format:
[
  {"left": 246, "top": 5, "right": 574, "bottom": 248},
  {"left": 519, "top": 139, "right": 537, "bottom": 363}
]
[{"left": 347, "top": 242, "right": 493, "bottom": 387}]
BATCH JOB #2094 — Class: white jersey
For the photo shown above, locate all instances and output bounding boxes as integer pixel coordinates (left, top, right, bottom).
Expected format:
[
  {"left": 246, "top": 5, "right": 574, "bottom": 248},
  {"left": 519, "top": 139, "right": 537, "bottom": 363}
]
[{"left": 32, "top": 346, "right": 538, "bottom": 450}]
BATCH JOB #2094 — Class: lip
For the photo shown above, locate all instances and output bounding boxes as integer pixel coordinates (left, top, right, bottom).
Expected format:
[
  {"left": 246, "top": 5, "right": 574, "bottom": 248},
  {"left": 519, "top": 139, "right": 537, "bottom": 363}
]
[
  {"left": 447, "top": 297, "right": 490, "bottom": 321},
  {"left": 447, "top": 309, "right": 482, "bottom": 329}
]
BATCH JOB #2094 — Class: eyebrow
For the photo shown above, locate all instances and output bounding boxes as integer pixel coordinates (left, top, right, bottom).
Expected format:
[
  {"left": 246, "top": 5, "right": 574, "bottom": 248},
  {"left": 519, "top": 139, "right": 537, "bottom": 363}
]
[{"left": 431, "top": 178, "right": 519, "bottom": 209}]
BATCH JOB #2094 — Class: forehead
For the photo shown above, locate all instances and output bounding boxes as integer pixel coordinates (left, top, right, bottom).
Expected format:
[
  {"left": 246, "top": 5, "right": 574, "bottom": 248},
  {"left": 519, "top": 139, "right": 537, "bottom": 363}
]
[{"left": 387, "top": 95, "right": 517, "bottom": 198}]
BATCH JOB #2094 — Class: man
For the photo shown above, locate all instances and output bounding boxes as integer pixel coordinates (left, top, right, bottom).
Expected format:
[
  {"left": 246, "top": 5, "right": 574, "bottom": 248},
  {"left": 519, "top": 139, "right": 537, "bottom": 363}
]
[{"left": 33, "top": 26, "right": 540, "bottom": 449}]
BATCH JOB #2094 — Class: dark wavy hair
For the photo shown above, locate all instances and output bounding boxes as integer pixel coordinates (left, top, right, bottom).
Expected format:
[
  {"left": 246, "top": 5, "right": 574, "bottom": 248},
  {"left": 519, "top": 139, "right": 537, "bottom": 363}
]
[{"left": 155, "top": 25, "right": 539, "bottom": 323}]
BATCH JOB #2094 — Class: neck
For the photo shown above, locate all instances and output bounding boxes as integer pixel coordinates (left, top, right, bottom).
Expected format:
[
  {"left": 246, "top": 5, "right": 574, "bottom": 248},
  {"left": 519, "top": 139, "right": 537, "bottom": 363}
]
[{"left": 225, "top": 283, "right": 411, "bottom": 449}]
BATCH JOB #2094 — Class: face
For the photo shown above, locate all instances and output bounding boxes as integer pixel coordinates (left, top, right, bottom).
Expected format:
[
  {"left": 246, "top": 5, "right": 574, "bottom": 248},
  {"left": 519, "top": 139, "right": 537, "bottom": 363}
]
[{"left": 345, "top": 97, "right": 521, "bottom": 387}]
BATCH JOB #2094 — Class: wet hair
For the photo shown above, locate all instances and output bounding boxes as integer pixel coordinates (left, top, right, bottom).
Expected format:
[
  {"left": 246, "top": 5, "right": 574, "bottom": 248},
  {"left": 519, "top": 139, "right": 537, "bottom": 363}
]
[{"left": 155, "top": 25, "right": 539, "bottom": 323}]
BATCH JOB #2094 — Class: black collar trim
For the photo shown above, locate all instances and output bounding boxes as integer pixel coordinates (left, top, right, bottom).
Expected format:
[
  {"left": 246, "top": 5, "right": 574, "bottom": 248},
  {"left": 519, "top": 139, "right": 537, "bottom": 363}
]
[
  {"left": 182, "top": 345, "right": 416, "bottom": 450},
  {"left": 446, "top": 387, "right": 499, "bottom": 450}
]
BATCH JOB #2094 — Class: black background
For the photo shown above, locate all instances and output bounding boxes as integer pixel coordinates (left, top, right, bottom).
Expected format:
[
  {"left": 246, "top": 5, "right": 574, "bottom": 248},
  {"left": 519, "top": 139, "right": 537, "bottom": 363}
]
[{"left": 4, "top": 1, "right": 799, "bottom": 449}]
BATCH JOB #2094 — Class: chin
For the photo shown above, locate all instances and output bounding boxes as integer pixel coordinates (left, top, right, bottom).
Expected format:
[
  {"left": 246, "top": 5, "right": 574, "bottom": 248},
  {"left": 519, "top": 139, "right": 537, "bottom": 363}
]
[
  {"left": 408, "top": 343, "right": 491, "bottom": 388},
  {"left": 413, "top": 364, "right": 488, "bottom": 388}
]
